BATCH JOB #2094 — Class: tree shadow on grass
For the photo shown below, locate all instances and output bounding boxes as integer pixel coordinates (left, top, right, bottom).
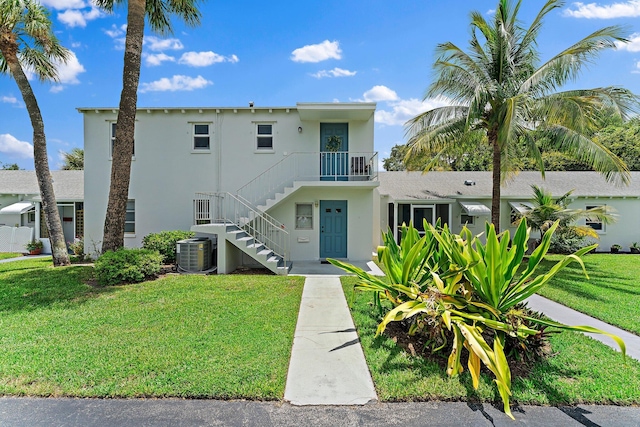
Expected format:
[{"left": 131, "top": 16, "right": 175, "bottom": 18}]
[{"left": 0, "top": 263, "right": 116, "bottom": 313}]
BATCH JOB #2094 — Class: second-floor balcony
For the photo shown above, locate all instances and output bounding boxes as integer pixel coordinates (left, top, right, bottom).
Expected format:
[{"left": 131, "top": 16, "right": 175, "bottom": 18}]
[{"left": 237, "top": 151, "right": 378, "bottom": 207}]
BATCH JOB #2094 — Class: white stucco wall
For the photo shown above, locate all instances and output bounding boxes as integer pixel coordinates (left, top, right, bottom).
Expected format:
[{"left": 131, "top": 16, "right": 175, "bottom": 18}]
[
  {"left": 267, "top": 186, "right": 375, "bottom": 261},
  {"left": 82, "top": 105, "right": 377, "bottom": 256}
]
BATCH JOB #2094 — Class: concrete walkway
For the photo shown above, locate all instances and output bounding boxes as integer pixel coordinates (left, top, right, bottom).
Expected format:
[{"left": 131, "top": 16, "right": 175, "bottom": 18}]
[
  {"left": 284, "top": 276, "right": 377, "bottom": 405},
  {"left": 0, "top": 254, "right": 49, "bottom": 263},
  {"left": 527, "top": 294, "right": 640, "bottom": 361}
]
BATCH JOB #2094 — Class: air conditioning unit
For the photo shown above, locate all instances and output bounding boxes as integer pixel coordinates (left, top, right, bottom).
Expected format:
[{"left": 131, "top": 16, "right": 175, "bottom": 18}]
[{"left": 176, "top": 237, "right": 212, "bottom": 272}]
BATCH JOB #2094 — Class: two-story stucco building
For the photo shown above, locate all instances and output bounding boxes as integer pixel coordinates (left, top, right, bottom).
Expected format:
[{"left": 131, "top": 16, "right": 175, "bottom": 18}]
[{"left": 79, "top": 103, "right": 379, "bottom": 274}]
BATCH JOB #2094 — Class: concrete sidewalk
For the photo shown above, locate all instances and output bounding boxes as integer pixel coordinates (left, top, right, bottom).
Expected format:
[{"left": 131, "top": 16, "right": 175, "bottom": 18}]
[
  {"left": 527, "top": 294, "right": 640, "bottom": 361},
  {"left": 284, "top": 276, "right": 377, "bottom": 405},
  {"left": 0, "top": 254, "right": 49, "bottom": 263}
]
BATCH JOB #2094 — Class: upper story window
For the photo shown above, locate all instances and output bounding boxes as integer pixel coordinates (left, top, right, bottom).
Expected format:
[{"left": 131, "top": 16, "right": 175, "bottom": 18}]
[
  {"left": 193, "top": 123, "right": 211, "bottom": 150},
  {"left": 110, "top": 122, "right": 135, "bottom": 158},
  {"left": 256, "top": 124, "right": 273, "bottom": 150}
]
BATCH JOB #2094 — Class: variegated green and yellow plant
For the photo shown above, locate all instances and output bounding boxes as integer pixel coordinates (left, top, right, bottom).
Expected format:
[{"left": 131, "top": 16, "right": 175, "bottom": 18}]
[{"left": 329, "top": 218, "right": 626, "bottom": 420}]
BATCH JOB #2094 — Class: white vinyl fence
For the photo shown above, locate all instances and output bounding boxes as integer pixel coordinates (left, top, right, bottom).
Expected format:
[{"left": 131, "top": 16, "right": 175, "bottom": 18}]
[{"left": 0, "top": 226, "right": 34, "bottom": 253}]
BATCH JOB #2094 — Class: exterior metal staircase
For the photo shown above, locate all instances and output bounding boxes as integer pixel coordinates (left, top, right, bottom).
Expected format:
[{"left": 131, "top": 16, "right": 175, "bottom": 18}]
[
  {"left": 193, "top": 151, "right": 377, "bottom": 275},
  {"left": 194, "top": 192, "right": 291, "bottom": 275}
]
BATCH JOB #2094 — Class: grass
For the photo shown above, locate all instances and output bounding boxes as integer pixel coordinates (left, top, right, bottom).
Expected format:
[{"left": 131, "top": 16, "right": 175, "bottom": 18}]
[
  {"left": 342, "top": 277, "right": 640, "bottom": 405},
  {"left": 0, "top": 258, "right": 304, "bottom": 398},
  {"left": 0, "top": 253, "right": 24, "bottom": 260},
  {"left": 536, "top": 254, "right": 640, "bottom": 335}
]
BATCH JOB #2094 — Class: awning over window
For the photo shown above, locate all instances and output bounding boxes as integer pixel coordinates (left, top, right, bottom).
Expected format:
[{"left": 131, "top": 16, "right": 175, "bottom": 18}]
[
  {"left": 509, "top": 202, "right": 534, "bottom": 215},
  {"left": 459, "top": 202, "right": 491, "bottom": 216},
  {"left": 0, "top": 202, "right": 34, "bottom": 215}
]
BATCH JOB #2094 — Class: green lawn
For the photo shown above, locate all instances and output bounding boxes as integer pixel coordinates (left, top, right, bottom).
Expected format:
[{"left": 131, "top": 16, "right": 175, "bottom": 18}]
[
  {"left": 536, "top": 254, "right": 640, "bottom": 335},
  {"left": 342, "top": 277, "right": 640, "bottom": 405},
  {"left": 0, "top": 253, "right": 24, "bottom": 261},
  {"left": 0, "top": 258, "right": 304, "bottom": 398}
]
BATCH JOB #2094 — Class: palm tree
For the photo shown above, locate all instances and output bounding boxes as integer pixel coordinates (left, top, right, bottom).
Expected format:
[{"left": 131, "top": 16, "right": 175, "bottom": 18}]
[
  {"left": 0, "top": 0, "right": 70, "bottom": 266},
  {"left": 406, "top": 0, "right": 639, "bottom": 229},
  {"left": 60, "top": 147, "right": 84, "bottom": 170},
  {"left": 520, "top": 184, "right": 616, "bottom": 241},
  {"left": 94, "top": 0, "right": 201, "bottom": 253}
]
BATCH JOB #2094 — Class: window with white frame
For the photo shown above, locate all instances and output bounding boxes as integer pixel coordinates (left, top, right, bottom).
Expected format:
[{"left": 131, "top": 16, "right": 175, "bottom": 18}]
[
  {"left": 110, "top": 122, "right": 135, "bottom": 158},
  {"left": 125, "top": 200, "right": 135, "bottom": 234},
  {"left": 461, "top": 214, "right": 475, "bottom": 225},
  {"left": 193, "top": 123, "right": 211, "bottom": 150},
  {"left": 295, "top": 203, "right": 313, "bottom": 230},
  {"left": 585, "top": 205, "right": 604, "bottom": 231},
  {"left": 256, "top": 124, "right": 273, "bottom": 150}
]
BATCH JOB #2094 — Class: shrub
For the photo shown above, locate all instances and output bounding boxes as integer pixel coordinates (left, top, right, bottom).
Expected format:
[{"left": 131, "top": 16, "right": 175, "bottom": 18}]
[
  {"left": 142, "top": 230, "right": 195, "bottom": 263},
  {"left": 549, "top": 228, "right": 595, "bottom": 254},
  {"left": 94, "top": 248, "right": 162, "bottom": 286},
  {"left": 330, "top": 219, "right": 625, "bottom": 420},
  {"left": 68, "top": 238, "right": 84, "bottom": 258}
]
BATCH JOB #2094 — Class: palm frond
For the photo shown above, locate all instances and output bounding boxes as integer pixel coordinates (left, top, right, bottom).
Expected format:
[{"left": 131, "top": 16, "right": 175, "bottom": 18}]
[{"left": 541, "top": 125, "right": 630, "bottom": 185}]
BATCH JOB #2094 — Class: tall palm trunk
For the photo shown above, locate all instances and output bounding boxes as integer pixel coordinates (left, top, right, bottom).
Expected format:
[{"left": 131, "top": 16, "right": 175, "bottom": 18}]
[
  {"left": 0, "top": 42, "right": 70, "bottom": 266},
  {"left": 102, "top": 0, "right": 146, "bottom": 253},
  {"left": 490, "top": 131, "right": 501, "bottom": 229}
]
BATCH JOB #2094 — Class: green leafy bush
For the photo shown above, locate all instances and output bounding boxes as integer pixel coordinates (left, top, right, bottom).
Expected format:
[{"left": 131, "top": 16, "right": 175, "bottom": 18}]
[
  {"left": 330, "top": 219, "right": 625, "bottom": 420},
  {"left": 142, "top": 230, "right": 194, "bottom": 263},
  {"left": 549, "top": 228, "right": 595, "bottom": 254},
  {"left": 94, "top": 248, "right": 162, "bottom": 286}
]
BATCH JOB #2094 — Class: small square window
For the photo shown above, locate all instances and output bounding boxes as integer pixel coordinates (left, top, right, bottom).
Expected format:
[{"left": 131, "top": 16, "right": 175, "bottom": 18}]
[
  {"left": 256, "top": 124, "right": 273, "bottom": 150},
  {"left": 296, "top": 203, "right": 313, "bottom": 230},
  {"left": 461, "top": 214, "right": 475, "bottom": 225},
  {"left": 193, "top": 123, "right": 210, "bottom": 150}
]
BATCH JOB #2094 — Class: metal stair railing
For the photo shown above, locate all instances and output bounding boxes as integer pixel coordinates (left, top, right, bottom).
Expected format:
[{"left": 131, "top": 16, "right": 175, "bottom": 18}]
[
  {"left": 195, "top": 192, "right": 289, "bottom": 266},
  {"left": 236, "top": 151, "right": 378, "bottom": 207}
]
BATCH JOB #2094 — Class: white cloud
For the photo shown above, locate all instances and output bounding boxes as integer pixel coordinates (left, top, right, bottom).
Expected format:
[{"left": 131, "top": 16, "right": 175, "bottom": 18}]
[
  {"left": 178, "top": 51, "right": 239, "bottom": 67},
  {"left": 564, "top": 1, "right": 640, "bottom": 18},
  {"left": 144, "top": 36, "right": 184, "bottom": 51},
  {"left": 57, "top": 6, "right": 103, "bottom": 28},
  {"left": 375, "top": 97, "right": 452, "bottom": 126},
  {"left": 0, "top": 134, "right": 34, "bottom": 159},
  {"left": 39, "top": 0, "right": 86, "bottom": 10},
  {"left": 139, "top": 75, "right": 212, "bottom": 93},
  {"left": 144, "top": 53, "right": 176, "bottom": 66},
  {"left": 53, "top": 51, "right": 85, "bottom": 84},
  {"left": 362, "top": 85, "right": 398, "bottom": 102},
  {"left": 103, "top": 24, "right": 127, "bottom": 48},
  {"left": 615, "top": 32, "right": 640, "bottom": 51},
  {"left": 50, "top": 85, "right": 65, "bottom": 93},
  {"left": 71, "top": 42, "right": 82, "bottom": 48},
  {"left": 104, "top": 23, "right": 126, "bottom": 38},
  {"left": 291, "top": 40, "right": 342, "bottom": 63},
  {"left": 633, "top": 61, "right": 640, "bottom": 74},
  {"left": 1, "top": 96, "right": 18, "bottom": 104},
  {"left": 311, "top": 67, "right": 357, "bottom": 78}
]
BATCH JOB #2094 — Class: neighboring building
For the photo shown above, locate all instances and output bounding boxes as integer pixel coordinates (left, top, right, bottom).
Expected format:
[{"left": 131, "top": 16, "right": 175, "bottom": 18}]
[
  {"left": 0, "top": 170, "right": 84, "bottom": 253},
  {"left": 377, "top": 171, "right": 640, "bottom": 250},
  {"left": 79, "top": 103, "right": 379, "bottom": 274}
]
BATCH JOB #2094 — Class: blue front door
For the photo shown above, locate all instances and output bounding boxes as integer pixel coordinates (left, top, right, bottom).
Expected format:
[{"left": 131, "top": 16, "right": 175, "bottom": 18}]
[
  {"left": 320, "top": 200, "right": 347, "bottom": 259},
  {"left": 320, "top": 123, "right": 348, "bottom": 181}
]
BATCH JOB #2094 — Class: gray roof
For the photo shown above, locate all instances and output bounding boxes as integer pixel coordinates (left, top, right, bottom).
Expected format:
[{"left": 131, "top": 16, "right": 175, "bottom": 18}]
[
  {"left": 0, "top": 170, "right": 84, "bottom": 201},
  {"left": 378, "top": 171, "right": 640, "bottom": 201}
]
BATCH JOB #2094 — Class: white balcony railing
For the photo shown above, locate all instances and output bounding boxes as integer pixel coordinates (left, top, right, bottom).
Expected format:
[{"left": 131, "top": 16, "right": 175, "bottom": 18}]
[{"left": 237, "top": 151, "right": 378, "bottom": 207}]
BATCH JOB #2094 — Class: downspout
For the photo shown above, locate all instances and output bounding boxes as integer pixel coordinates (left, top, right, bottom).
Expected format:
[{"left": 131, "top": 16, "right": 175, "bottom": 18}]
[{"left": 216, "top": 110, "right": 222, "bottom": 193}]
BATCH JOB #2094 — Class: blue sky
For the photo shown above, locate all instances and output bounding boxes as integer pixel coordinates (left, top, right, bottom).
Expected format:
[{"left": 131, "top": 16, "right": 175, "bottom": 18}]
[{"left": 1, "top": 0, "right": 639, "bottom": 170}]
